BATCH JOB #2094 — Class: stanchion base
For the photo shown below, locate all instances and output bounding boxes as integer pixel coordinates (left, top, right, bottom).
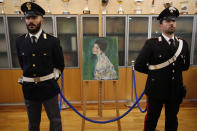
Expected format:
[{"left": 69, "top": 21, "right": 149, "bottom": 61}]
[
  {"left": 61, "top": 103, "right": 70, "bottom": 110},
  {"left": 124, "top": 102, "right": 136, "bottom": 108}
]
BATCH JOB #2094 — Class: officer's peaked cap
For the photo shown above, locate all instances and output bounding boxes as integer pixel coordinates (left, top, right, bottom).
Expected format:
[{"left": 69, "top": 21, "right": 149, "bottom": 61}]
[
  {"left": 21, "top": 2, "right": 45, "bottom": 17},
  {"left": 157, "top": 6, "right": 179, "bottom": 21}
]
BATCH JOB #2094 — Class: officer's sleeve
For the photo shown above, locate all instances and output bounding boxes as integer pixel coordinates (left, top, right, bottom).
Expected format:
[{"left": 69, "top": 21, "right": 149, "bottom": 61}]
[
  {"left": 15, "top": 39, "right": 23, "bottom": 69},
  {"left": 182, "top": 40, "right": 190, "bottom": 71},
  {"left": 52, "top": 39, "right": 65, "bottom": 73},
  {"left": 134, "top": 40, "right": 152, "bottom": 74}
]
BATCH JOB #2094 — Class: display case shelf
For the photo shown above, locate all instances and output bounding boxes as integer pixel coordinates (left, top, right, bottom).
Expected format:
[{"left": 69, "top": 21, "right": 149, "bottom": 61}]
[{"left": 0, "top": 15, "right": 196, "bottom": 69}]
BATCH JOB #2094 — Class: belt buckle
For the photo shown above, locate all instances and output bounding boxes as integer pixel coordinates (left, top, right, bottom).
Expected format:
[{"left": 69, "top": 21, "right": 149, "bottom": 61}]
[{"left": 34, "top": 77, "right": 40, "bottom": 83}]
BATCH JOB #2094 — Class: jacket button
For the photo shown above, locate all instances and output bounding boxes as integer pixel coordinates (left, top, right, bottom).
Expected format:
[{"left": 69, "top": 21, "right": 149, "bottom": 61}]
[
  {"left": 172, "top": 63, "right": 175, "bottom": 66},
  {"left": 172, "top": 77, "right": 174, "bottom": 80},
  {"left": 32, "top": 53, "right": 35, "bottom": 56},
  {"left": 32, "top": 64, "right": 36, "bottom": 67},
  {"left": 172, "top": 70, "right": 175, "bottom": 73},
  {"left": 33, "top": 74, "right": 36, "bottom": 77}
]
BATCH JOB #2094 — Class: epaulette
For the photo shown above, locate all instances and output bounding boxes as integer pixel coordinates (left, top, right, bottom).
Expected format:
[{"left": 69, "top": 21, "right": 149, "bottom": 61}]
[
  {"left": 147, "top": 37, "right": 157, "bottom": 40},
  {"left": 176, "top": 37, "right": 185, "bottom": 41},
  {"left": 147, "top": 37, "right": 162, "bottom": 42},
  {"left": 147, "top": 37, "right": 158, "bottom": 42},
  {"left": 47, "top": 33, "right": 57, "bottom": 38}
]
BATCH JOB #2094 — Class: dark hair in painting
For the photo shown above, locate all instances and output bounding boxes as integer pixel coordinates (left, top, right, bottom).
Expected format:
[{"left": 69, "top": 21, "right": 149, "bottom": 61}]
[{"left": 94, "top": 39, "right": 107, "bottom": 52}]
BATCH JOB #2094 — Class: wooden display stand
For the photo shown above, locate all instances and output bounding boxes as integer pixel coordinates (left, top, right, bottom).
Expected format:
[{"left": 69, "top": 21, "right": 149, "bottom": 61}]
[
  {"left": 81, "top": 1, "right": 121, "bottom": 130},
  {"left": 81, "top": 81, "right": 121, "bottom": 131}
]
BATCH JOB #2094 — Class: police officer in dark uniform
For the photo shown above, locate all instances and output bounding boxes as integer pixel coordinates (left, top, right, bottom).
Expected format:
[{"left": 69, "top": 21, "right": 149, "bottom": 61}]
[
  {"left": 135, "top": 6, "right": 190, "bottom": 131},
  {"left": 16, "top": 2, "right": 64, "bottom": 131}
]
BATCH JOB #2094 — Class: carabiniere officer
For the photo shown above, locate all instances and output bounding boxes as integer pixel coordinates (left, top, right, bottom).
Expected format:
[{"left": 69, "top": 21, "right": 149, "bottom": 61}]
[
  {"left": 135, "top": 6, "right": 190, "bottom": 131},
  {"left": 16, "top": 2, "right": 64, "bottom": 131}
]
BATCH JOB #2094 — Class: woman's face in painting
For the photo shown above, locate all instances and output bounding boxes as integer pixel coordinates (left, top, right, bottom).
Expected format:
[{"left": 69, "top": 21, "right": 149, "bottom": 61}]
[{"left": 92, "top": 43, "right": 101, "bottom": 55}]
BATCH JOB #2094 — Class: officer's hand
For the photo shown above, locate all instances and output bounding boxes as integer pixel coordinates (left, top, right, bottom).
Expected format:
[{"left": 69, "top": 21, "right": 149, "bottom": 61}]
[
  {"left": 18, "top": 77, "right": 23, "bottom": 85},
  {"left": 53, "top": 68, "right": 61, "bottom": 80}
]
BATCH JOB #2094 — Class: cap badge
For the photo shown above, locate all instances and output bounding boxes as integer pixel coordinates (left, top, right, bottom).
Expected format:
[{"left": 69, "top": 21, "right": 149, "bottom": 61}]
[
  {"left": 169, "top": 7, "right": 176, "bottom": 13},
  {"left": 26, "top": 3, "right": 31, "bottom": 10}
]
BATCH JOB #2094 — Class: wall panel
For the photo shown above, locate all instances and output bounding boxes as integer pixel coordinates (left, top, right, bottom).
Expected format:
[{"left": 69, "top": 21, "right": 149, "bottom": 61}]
[{"left": 0, "top": 67, "right": 196, "bottom": 104}]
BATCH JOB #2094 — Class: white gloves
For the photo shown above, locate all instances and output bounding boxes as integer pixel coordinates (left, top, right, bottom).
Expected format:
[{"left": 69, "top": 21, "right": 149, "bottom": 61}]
[
  {"left": 53, "top": 68, "right": 61, "bottom": 80},
  {"left": 18, "top": 77, "right": 23, "bottom": 84}
]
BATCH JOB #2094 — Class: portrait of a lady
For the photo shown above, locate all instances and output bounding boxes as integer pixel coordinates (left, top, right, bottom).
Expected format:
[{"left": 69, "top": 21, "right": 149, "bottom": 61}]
[{"left": 83, "top": 37, "right": 118, "bottom": 80}]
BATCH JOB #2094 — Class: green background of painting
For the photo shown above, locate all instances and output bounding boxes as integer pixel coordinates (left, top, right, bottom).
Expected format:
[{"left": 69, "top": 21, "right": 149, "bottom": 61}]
[{"left": 82, "top": 37, "right": 119, "bottom": 80}]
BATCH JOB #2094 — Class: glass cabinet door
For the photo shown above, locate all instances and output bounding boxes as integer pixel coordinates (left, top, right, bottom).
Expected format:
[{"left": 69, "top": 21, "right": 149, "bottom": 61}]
[
  {"left": 128, "top": 16, "right": 148, "bottom": 65},
  {"left": 175, "top": 16, "right": 193, "bottom": 50},
  {"left": 7, "top": 16, "right": 26, "bottom": 68},
  {"left": 106, "top": 16, "right": 126, "bottom": 66},
  {"left": 151, "top": 16, "right": 160, "bottom": 37},
  {"left": 82, "top": 16, "right": 99, "bottom": 37},
  {"left": 43, "top": 16, "right": 53, "bottom": 35},
  {"left": 0, "top": 16, "right": 9, "bottom": 68},
  {"left": 56, "top": 16, "right": 78, "bottom": 67},
  {"left": 152, "top": 16, "right": 193, "bottom": 50},
  {"left": 7, "top": 16, "right": 53, "bottom": 68},
  {"left": 194, "top": 17, "right": 197, "bottom": 65}
]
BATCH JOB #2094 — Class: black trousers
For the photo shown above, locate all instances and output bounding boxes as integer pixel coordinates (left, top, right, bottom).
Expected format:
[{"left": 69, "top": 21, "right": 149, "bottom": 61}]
[
  {"left": 144, "top": 96, "right": 180, "bottom": 131},
  {"left": 25, "top": 95, "right": 62, "bottom": 131}
]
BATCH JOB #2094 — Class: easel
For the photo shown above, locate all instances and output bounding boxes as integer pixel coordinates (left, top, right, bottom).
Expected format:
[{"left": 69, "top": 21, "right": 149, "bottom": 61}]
[
  {"left": 81, "top": 0, "right": 121, "bottom": 130},
  {"left": 81, "top": 81, "right": 121, "bottom": 131}
]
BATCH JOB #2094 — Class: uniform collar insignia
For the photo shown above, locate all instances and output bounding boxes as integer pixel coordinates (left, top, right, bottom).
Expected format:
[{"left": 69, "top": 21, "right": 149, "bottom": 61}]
[
  {"left": 169, "top": 7, "right": 176, "bottom": 13},
  {"left": 158, "top": 36, "right": 162, "bottom": 42},
  {"left": 43, "top": 33, "right": 47, "bottom": 39},
  {"left": 26, "top": 3, "right": 31, "bottom": 10}
]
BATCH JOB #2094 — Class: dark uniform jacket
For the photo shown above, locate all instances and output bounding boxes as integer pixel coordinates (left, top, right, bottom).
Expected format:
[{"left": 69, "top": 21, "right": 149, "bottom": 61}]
[
  {"left": 16, "top": 31, "right": 65, "bottom": 101},
  {"left": 135, "top": 35, "right": 190, "bottom": 101}
]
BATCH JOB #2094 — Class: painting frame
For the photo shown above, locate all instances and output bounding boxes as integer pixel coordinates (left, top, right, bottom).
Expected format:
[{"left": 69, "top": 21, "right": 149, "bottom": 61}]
[{"left": 82, "top": 36, "right": 119, "bottom": 81}]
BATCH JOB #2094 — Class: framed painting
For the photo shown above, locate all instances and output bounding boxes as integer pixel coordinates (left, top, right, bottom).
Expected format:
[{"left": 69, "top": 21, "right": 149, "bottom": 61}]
[{"left": 82, "top": 37, "right": 119, "bottom": 80}]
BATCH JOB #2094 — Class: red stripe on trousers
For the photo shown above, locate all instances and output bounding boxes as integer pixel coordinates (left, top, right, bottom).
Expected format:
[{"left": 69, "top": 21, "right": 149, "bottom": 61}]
[{"left": 144, "top": 96, "right": 149, "bottom": 131}]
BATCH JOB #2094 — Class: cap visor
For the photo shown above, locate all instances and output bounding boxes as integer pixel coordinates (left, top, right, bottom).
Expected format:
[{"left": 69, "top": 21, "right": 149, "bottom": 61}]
[
  {"left": 164, "top": 17, "right": 176, "bottom": 21},
  {"left": 25, "top": 12, "right": 38, "bottom": 18}
]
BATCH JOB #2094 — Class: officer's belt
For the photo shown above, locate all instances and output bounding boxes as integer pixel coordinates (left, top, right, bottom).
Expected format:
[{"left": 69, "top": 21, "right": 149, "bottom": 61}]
[
  {"left": 148, "top": 39, "right": 183, "bottom": 70},
  {"left": 22, "top": 73, "right": 55, "bottom": 83}
]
